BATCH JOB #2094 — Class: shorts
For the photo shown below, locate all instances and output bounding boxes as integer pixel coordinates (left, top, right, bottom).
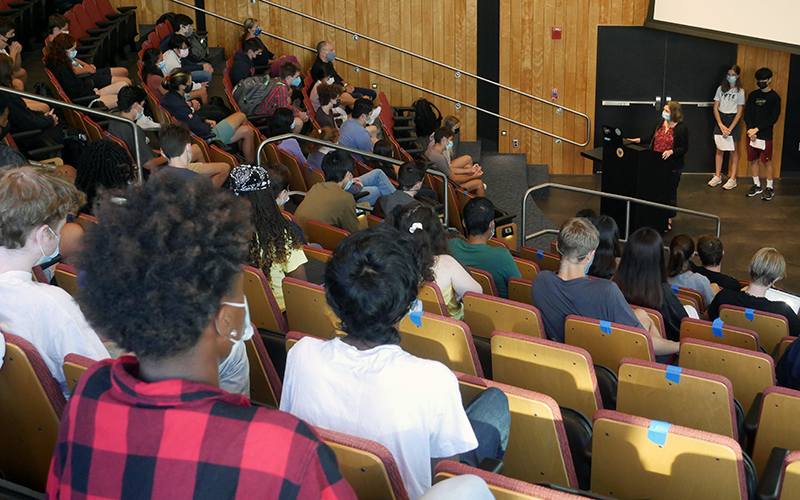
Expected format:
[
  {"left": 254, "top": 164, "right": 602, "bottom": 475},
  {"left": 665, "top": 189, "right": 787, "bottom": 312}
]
[
  {"left": 91, "top": 67, "right": 112, "bottom": 89},
  {"left": 212, "top": 119, "right": 235, "bottom": 144},
  {"left": 747, "top": 139, "right": 773, "bottom": 163},
  {"left": 713, "top": 112, "right": 740, "bottom": 142}
]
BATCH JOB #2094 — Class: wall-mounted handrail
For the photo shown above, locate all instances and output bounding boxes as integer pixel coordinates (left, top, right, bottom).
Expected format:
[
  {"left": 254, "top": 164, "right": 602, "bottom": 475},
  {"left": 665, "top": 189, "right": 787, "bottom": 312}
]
[
  {"left": 167, "top": 0, "right": 590, "bottom": 147},
  {"left": 521, "top": 183, "right": 721, "bottom": 243},
  {"left": 0, "top": 87, "right": 144, "bottom": 182},
  {"left": 255, "top": 0, "right": 590, "bottom": 146},
  {"left": 256, "top": 133, "right": 450, "bottom": 224}
]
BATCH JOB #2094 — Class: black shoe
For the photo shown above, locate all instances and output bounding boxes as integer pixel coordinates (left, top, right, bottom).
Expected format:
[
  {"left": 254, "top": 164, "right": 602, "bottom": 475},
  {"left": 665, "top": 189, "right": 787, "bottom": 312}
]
[
  {"left": 746, "top": 185, "right": 763, "bottom": 197},
  {"left": 762, "top": 187, "right": 774, "bottom": 201}
]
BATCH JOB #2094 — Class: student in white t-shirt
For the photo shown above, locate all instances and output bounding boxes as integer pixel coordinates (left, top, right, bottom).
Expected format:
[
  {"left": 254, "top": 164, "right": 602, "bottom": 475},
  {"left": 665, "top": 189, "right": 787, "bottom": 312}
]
[
  {"left": 708, "top": 64, "right": 746, "bottom": 190},
  {"left": 280, "top": 225, "right": 510, "bottom": 500}
]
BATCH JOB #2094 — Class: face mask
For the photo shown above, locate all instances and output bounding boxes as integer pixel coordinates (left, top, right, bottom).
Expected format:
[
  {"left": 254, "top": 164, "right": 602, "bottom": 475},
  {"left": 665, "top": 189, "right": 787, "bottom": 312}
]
[
  {"left": 445, "top": 140, "right": 453, "bottom": 151},
  {"left": 254, "top": 27, "right": 262, "bottom": 36},
  {"left": 184, "top": 26, "right": 194, "bottom": 36},
  {"left": 178, "top": 48, "right": 189, "bottom": 58},
  {"left": 333, "top": 99, "right": 341, "bottom": 108},
  {"left": 757, "top": 81, "right": 768, "bottom": 89},
  {"left": 134, "top": 104, "right": 143, "bottom": 121},
  {"left": 727, "top": 75, "right": 737, "bottom": 84},
  {"left": 326, "top": 77, "right": 335, "bottom": 85},
  {"left": 35, "top": 226, "right": 60, "bottom": 267},
  {"left": 662, "top": 112, "right": 670, "bottom": 121},
  {"left": 62, "top": 30, "right": 69, "bottom": 34},
  {"left": 344, "top": 178, "right": 353, "bottom": 191},
  {"left": 290, "top": 121, "right": 295, "bottom": 130},
  {"left": 157, "top": 60, "right": 166, "bottom": 69},
  {"left": 218, "top": 296, "right": 254, "bottom": 344},
  {"left": 184, "top": 90, "right": 193, "bottom": 101},
  {"left": 325, "top": 51, "right": 336, "bottom": 62},
  {"left": 584, "top": 254, "right": 594, "bottom": 276},
  {"left": 277, "top": 191, "right": 289, "bottom": 206},
  {"left": 291, "top": 76, "right": 301, "bottom": 87},
  {"left": 67, "top": 49, "right": 77, "bottom": 59}
]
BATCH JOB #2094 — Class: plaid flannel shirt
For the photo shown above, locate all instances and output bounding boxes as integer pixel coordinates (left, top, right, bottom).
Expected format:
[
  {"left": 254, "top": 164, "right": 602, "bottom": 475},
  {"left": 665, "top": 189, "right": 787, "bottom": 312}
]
[
  {"left": 47, "top": 356, "right": 356, "bottom": 500},
  {"left": 254, "top": 81, "right": 302, "bottom": 118}
]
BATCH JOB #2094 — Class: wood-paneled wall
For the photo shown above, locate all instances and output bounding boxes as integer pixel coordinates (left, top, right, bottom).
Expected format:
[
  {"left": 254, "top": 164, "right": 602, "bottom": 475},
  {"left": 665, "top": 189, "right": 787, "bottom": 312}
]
[{"left": 117, "top": 0, "right": 478, "bottom": 141}]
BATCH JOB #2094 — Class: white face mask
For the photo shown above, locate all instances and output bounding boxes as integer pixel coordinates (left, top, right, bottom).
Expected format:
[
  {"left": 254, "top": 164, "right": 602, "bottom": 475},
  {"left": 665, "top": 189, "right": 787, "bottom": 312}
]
[
  {"left": 178, "top": 48, "right": 189, "bottom": 58},
  {"left": 217, "top": 296, "right": 254, "bottom": 344},
  {"left": 326, "top": 77, "right": 335, "bottom": 85},
  {"left": 277, "top": 191, "right": 290, "bottom": 206},
  {"left": 35, "top": 226, "right": 60, "bottom": 267}
]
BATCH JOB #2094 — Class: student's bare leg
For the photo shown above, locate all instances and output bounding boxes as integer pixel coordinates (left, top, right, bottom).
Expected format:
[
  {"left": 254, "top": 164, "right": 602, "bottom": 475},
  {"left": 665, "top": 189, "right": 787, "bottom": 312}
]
[
  {"left": 339, "top": 92, "right": 356, "bottom": 108},
  {"left": 98, "top": 81, "right": 128, "bottom": 96},
  {"left": 714, "top": 149, "right": 724, "bottom": 177},
  {"left": 765, "top": 159, "right": 774, "bottom": 181},
  {"left": 223, "top": 112, "right": 247, "bottom": 130},
  {"left": 729, "top": 147, "right": 739, "bottom": 180},
  {"left": 750, "top": 159, "right": 760, "bottom": 179},
  {"left": 450, "top": 155, "right": 473, "bottom": 170},
  {"left": 190, "top": 144, "right": 204, "bottom": 162},
  {"left": 110, "top": 76, "right": 132, "bottom": 86},
  {"left": 190, "top": 87, "right": 208, "bottom": 105},
  {"left": 230, "top": 124, "right": 255, "bottom": 163},
  {"left": 24, "top": 98, "right": 50, "bottom": 113},
  {"left": 110, "top": 67, "right": 129, "bottom": 78},
  {"left": 459, "top": 178, "right": 485, "bottom": 197}
]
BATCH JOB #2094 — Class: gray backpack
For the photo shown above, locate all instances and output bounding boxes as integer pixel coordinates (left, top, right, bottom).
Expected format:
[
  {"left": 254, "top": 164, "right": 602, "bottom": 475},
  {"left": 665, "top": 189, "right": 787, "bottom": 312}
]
[{"left": 232, "top": 76, "right": 281, "bottom": 116}]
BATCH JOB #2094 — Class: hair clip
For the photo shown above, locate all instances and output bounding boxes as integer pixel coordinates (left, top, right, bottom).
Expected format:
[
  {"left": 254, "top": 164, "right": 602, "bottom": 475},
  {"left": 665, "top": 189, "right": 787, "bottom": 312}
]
[{"left": 409, "top": 222, "right": 423, "bottom": 234}]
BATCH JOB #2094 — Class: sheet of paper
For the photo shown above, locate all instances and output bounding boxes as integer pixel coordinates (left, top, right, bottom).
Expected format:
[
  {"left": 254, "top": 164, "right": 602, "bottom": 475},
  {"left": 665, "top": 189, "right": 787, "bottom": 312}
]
[
  {"left": 750, "top": 138, "right": 766, "bottom": 150},
  {"left": 714, "top": 134, "right": 735, "bottom": 151}
]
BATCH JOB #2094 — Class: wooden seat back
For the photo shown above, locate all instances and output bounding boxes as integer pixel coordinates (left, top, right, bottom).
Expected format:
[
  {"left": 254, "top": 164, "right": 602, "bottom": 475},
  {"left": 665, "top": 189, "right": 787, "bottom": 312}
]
[
  {"left": 305, "top": 219, "right": 350, "bottom": 251},
  {"left": 718, "top": 304, "right": 790, "bottom": 356},
  {"left": 417, "top": 281, "right": 450, "bottom": 317},
  {"left": 752, "top": 387, "right": 800, "bottom": 476},
  {"left": 468, "top": 268, "right": 498, "bottom": 296},
  {"left": 564, "top": 315, "right": 655, "bottom": 374},
  {"left": 282, "top": 277, "right": 340, "bottom": 339},
  {"left": 244, "top": 328, "right": 282, "bottom": 408},
  {"left": 398, "top": 313, "right": 483, "bottom": 377},
  {"left": 63, "top": 353, "right": 95, "bottom": 394},
  {"left": 513, "top": 257, "right": 540, "bottom": 282},
  {"left": 520, "top": 247, "right": 560, "bottom": 273},
  {"left": 462, "top": 292, "right": 545, "bottom": 340},
  {"left": 507, "top": 278, "right": 535, "bottom": 306},
  {"left": 242, "top": 265, "right": 289, "bottom": 333},
  {"left": 54, "top": 263, "right": 80, "bottom": 299},
  {"left": 680, "top": 317, "right": 760, "bottom": 351}
]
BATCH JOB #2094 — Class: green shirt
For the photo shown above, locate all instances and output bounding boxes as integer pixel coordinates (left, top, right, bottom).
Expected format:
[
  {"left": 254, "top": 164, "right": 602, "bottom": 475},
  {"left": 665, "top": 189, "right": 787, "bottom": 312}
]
[{"left": 448, "top": 238, "right": 521, "bottom": 299}]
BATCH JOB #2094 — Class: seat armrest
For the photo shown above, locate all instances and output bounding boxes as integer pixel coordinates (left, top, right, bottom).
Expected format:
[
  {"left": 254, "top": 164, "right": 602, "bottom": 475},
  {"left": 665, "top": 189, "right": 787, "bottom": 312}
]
[
  {"left": 79, "top": 36, "right": 104, "bottom": 44},
  {"left": 26, "top": 144, "right": 66, "bottom": 160},
  {"left": 86, "top": 28, "right": 110, "bottom": 36},
  {"left": 476, "top": 458, "right": 504, "bottom": 475},
  {"left": 95, "top": 20, "right": 117, "bottom": 27},
  {"left": 745, "top": 392, "right": 764, "bottom": 438},
  {"left": 73, "top": 95, "right": 99, "bottom": 105},
  {"left": 11, "top": 129, "right": 44, "bottom": 140},
  {"left": 756, "top": 447, "right": 790, "bottom": 500},
  {"left": 116, "top": 6, "right": 136, "bottom": 12}
]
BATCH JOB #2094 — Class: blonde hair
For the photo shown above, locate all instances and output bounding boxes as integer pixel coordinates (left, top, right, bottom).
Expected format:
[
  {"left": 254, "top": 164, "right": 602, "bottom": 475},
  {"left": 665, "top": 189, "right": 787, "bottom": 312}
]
[
  {"left": 750, "top": 247, "right": 786, "bottom": 286},
  {"left": 557, "top": 217, "right": 599, "bottom": 260},
  {"left": 443, "top": 115, "right": 460, "bottom": 131},
  {"left": 0, "top": 166, "right": 85, "bottom": 249}
]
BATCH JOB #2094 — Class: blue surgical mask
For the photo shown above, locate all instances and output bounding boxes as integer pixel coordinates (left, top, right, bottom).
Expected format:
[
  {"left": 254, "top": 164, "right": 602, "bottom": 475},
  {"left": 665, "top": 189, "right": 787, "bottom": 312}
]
[
  {"left": 291, "top": 76, "right": 301, "bottom": 87},
  {"left": 344, "top": 179, "right": 353, "bottom": 191},
  {"left": 67, "top": 49, "right": 77, "bottom": 59},
  {"left": 290, "top": 121, "right": 295, "bottom": 130},
  {"left": 185, "top": 91, "right": 192, "bottom": 102},
  {"left": 35, "top": 226, "right": 60, "bottom": 267},
  {"left": 277, "top": 192, "right": 289, "bottom": 206},
  {"left": 726, "top": 75, "right": 737, "bottom": 84},
  {"left": 445, "top": 140, "right": 453, "bottom": 151},
  {"left": 134, "top": 104, "right": 143, "bottom": 121},
  {"left": 662, "top": 112, "right": 671, "bottom": 121},
  {"left": 325, "top": 51, "right": 336, "bottom": 62},
  {"left": 585, "top": 254, "right": 594, "bottom": 276},
  {"left": 157, "top": 60, "right": 167, "bottom": 69},
  {"left": 218, "top": 296, "right": 254, "bottom": 344},
  {"left": 254, "top": 27, "right": 262, "bottom": 36}
]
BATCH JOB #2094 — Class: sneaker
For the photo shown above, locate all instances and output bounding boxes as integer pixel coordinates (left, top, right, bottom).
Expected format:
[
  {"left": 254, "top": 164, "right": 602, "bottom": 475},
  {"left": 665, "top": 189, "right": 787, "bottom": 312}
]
[
  {"left": 366, "top": 106, "right": 382, "bottom": 125},
  {"left": 722, "top": 178, "right": 737, "bottom": 190},
  {"left": 708, "top": 175, "right": 723, "bottom": 187},
  {"left": 136, "top": 115, "right": 161, "bottom": 131},
  {"left": 746, "top": 185, "right": 763, "bottom": 197},
  {"left": 762, "top": 187, "right": 774, "bottom": 201}
]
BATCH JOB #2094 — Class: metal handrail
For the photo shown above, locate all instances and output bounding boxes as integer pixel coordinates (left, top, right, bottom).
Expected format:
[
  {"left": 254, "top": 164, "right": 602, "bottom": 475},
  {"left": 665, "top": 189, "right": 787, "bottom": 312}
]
[
  {"left": 256, "top": 133, "right": 450, "bottom": 223},
  {"left": 521, "top": 183, "right": 721, "bottom": 243},
  {"left": 167, "top": 0, "right": 589, "bottom": 147},
  {"left": 255, "top": 0, "right": 590, "bottom": 146},
  {"left": 0, "top": 87, "right": 144, "bottom": 182}
]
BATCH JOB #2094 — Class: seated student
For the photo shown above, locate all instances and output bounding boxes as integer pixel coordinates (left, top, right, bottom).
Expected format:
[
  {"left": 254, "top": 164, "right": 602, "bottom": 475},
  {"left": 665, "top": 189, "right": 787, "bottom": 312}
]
[
  {"left": 230, "top": 164, "right": 308, "bottom": 312},
  {"left": 391, "top": 203, "right": 482, "bottom": 320},
  {"left": 160, "top": 69, "right": 255, "bottom": 163},
  {"left": 264, "top": 162, "right": 307, "bottom": 244},
  {"left": 270, "top": 107, "right": 308, "bottom": 163},
  {"left": 108, "top": 86, "right": 169, "bottom": 172},
  {"left": 293, "top": 149, "right": 361, "bottom": 235},
  {"left": 158, "top": 14, "right": 213, "bottom": 83},
  {"left": 0, "top": 166, "right": 110, "bottom": 398},
  {"left": 230, "top": 38, "right": 260, "bottom": 86},
  {"left": 162, "top": 34, "right": 212, "bottom": 84},
  {"left": 531, "top": 217, "right": 679, "bottom": 355},
  {"left": 47, "top": 171, "right": 357, "bottom": 499},
  {"left": 75, "top": 139, "right": 135, "bottom": 214},
  {"left": 309, "top": 65, "right": 336, "bottom": 112},
  {"left": 428, "top": 115, "right": 462, "bottom": 164},
  {"left": 315, "top": 82, "right": 345, "bottom": 130},
  {"left": 240, "top": 18, "right": 300, "bottom": 77},
  {"left": 251, "top": 61, "right": 308, "bottom": 127},
  {"left": 281, "top": 224, "right": 509, "bottom": 500},
  {"left": 306, "top": 125, "right": 338, "bottom": 170},
  {"left": 666, "top": 234, "right": 716, "bottom": 306},
  {"left": 379, "top": 162, "right": 426, "bottom": 216},
  {"left": 338, "top": 99, "right": 381, "bottom": 162},
  {"left": 369, "top": 139, "right": 399, "bottom": 180},
  {"left": 0, "top": 17, "right": 25, "bottom": 91},
  {"left": 588, "top": 215, "right": 621, "bottom": 280},
  {"left": 709, "top": 247, "right": 800, "bottom": 337},
  {"left": 448, "top": 197, "right": 521, "bottom": 299},
  {"left": 46, "top": 34, "right": 128, "bottom": 109},
  {"left": 142, "top": 47, "right": 207, "bottom": 105},
  {"left": 613, "top": 227, "right": 688, "bottom": 342},
  {"left": 691, "top": 235, "right": 742, "bottom": 291},
  {"left": 311, "top": 41, "right": 377, "bottom": 106},
  {"left": 155, "top": 122, "right": 230, "bottom": 186},
  {"left": 426, "top": 127, "right": 485, "bottom": 197},
  {"left": 45, "top": 13, "right": 69, "bottom": 45}
]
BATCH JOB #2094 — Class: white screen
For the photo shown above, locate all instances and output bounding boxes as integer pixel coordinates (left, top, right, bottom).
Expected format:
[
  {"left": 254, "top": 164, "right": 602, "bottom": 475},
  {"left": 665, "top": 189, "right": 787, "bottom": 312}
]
[{"left": 652, "top": 0, "right": 800, "bottom": 48}]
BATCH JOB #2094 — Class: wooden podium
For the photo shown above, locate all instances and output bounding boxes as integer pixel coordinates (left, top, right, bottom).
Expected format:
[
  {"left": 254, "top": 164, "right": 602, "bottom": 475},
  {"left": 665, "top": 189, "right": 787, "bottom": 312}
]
[{"left": 600, "top": 141, "right": 672, "bottom": 234}]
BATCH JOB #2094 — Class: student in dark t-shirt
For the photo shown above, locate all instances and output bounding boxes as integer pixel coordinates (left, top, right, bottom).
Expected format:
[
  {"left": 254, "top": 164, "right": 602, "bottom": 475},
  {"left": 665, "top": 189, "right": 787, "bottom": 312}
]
[
  {"left": 108, "top": 86, "right": 167, "bottom": 172},
  {"left": 744, "top": 67, "right": 782, "bottom": 201},
  {"left": 691, "top": 235, "right": 742, "bottom": 292},
  {"left": 153, "top": 123, "right": 214, "bottom": 185},
  {"left": 708, "top": 247, "right": 800, "bottom": 338}
]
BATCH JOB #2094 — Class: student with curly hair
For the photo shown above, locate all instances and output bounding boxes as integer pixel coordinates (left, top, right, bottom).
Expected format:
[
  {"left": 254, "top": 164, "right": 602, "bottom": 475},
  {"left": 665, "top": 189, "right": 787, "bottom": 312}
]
[
  {"left": 75, "top": 139, "right": 134, "bottom": 214},
  {"left": 47, "top": 171, "right": 357, "bottom": 499},
  {"left": 141, "top": 47, "right": 208, "bottom": 105},
  {"left": 230, "top": 163, "right": 307, "bottom": 311},
  {"left": 314, "top": 82, "right": 345, "bottom": 130}
]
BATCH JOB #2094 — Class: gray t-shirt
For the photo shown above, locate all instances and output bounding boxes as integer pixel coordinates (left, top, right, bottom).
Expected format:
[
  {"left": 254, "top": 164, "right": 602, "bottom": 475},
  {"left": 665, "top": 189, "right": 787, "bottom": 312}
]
[
  {"left": 531, "top": 271, "right": 643, "bottom": 343},
  {"left": 425, "top": 145, "right": 451, "bottom": 177},
  {"left": 379, "top": 189, "right": 416, "bottom": 217},
  {"left": 667, "top": 271, "right": 716, "bottom": 307},
  {"left": 108, "top": 121, "right": 155, "bottom": 166}
]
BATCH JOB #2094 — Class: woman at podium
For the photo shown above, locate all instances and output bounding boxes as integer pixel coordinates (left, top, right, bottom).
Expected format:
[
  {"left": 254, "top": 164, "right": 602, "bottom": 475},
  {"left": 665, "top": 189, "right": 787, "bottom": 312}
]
[{"left": 628, "top": 101, "right": 689, "bottom": 231}]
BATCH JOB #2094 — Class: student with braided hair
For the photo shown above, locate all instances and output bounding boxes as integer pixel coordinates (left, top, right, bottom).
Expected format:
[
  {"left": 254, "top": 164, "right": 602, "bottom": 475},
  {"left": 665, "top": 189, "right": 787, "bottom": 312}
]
[{"left": 75, "top": 139, "right": 135, "bottom": 214}]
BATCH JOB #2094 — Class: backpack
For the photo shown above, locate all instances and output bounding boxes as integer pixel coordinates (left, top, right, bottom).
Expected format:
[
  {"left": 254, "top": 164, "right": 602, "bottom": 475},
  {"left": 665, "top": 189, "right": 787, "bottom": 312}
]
[
  {"left": 186, "top": 32, "right": 208, "bottom": 63},
  {"left": 413, "top": 98, "right": 441, "bottom": 137},
  {"left": 232, "top": 76, "right": 281, "bottom": 116}
]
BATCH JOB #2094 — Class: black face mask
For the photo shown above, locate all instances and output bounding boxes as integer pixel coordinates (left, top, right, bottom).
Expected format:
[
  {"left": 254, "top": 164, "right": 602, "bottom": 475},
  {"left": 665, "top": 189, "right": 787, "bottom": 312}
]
[
  {"left": 757, "top": 81, "right": 768, "bottom": 89},
  {"left": 0, "top": 122, "right": 10, "bottom": 140}
]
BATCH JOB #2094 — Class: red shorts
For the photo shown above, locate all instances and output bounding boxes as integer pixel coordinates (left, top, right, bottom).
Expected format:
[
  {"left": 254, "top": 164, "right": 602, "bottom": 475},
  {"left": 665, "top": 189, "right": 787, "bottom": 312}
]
[{"left": 747, "top": 140, "right": 773, "bottom": 163}]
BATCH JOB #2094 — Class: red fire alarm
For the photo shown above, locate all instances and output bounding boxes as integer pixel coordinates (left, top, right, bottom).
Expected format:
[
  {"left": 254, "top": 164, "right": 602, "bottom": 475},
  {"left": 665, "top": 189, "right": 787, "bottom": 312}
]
[{"left": 552, "top": 27, "right": 562, "bottom": 39}]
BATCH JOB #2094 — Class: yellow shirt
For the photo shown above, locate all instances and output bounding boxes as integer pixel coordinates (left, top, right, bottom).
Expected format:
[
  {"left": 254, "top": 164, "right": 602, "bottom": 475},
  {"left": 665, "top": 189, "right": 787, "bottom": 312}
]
[
  {"left": 263, "top": 240, "right": 308, "bottom": 311},
  {"left": 440, "top": 282, "right": 464, "bottom": 320}
]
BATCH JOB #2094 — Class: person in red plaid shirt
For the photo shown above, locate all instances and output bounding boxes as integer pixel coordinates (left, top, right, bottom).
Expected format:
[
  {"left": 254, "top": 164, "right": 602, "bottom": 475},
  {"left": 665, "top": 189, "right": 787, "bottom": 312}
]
[
  {"left": 253, "top": 60, "right": 308, "bottom": 131},
  {"left": 46, "top": 170, "right": 356, "bottom": 500}
]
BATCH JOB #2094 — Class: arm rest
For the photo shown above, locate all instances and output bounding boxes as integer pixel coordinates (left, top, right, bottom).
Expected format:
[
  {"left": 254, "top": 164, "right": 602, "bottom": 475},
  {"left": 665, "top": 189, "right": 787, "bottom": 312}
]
[
  {"left": 756, "top": 447, "right": 790, "bottom": 500},
  {"left": 86, "top": 28, "right": 110, "bottom": 36},
  {"left": 95, "top": 20, "right": 118, "bottom": 28},
  {"left": 79, "top": 36, "right": 104, "bottom": 44},
  {"left": 26, "top": 144, "right": 66, "bottom": 160},
  {"left": 745, "top": 392, "right": 764, "bottom": 438},
  {"left": 77, "top": 73, "right": 92, "bottom": 80},
  {"left": 76, "top": 46, "right": 95, "bottom": 54},
  {"left": 11, "top": 129, "right": 43, "bottom": 140},
  {"left": 96, "top": 120, "right": 111, "bottom": 130},
  {"left": 476, "top": 458, "right": 504, "bottom": 475},
  {"left": 392, "top": 106, "right": 414, "bottom": 112},
  {"left": 73, "top": 95, "right": 99, "bottom": 105},
  {"left": 116, "top": 6, "right": 136, "bottom": 12}
]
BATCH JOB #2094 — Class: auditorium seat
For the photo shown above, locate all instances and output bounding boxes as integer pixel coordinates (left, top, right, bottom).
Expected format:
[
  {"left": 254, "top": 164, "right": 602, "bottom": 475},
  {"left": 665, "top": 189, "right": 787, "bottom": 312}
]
[
  {"left": 462, "top": 292, "right": 545, "bottom": 340},
  {"left": 281, "top": 277, "right": 340, "bottom": 339},
  {"left": 673, "top": 285, "right": 706, "bottom": 313},
  {"left": 455, "top": 372, "right": 578, "bottom": 488},
  {"left": 468, "top": 267, "right": 498, "bottom": 296},
  {"left": 513, "top": 257, "right": 540, "bottom": 281},
  {"left": 751, "top": 387, "right": 800, "bottom": 477},
  {"left": 0, "top": 334, "right": 64, "bottom": 491},
  {"left": 242, "top": 265, "right": 288, "bottom": 334},
  {"left": 679, "top": 338, "right": 775, "bottom": 413},
  {"left": 428, "top": 174, "right": 463, "bottom": 233},
  {"left": 491, "top": 331, "right": 603, "bottom": 419},
  {"left": 62, "top": 353, "right": 95, "bottom": 394},
  {"left": 305, "top": 219, "right": 349, "bottom": 251},
  {"left": 105, "top": 132, "right": 137, "bottom": 168},
  {"left": 777, "top": 451, "right": 800, "bottom": 499},
  {"left": 488, "top": 235, "right": 511, "bottom": 251},
  {"left": 564, "top": 315, "right": 655, "bottom": 374},
  {"left": 520, "top": 247, "right": 560, "bottom": 273},
  {"left": 719, "top": 304, "right": 789, "bottom": 356},
  {"left": 245, "top": 326, "right": 282, "bottom": 408},
  {"left": 591, "top": 410, "right": 753, "bottom": 500},
  {"left": 507, "top": 278, "right": 535, "bottom": 307},
  {"left": 302, "top": 244, "right": 333, "bottom": 263},
  {"left": 398, "top": 312, "right": 483, "bottom": 377},
  {"left": 417, "top": 281, "right": 450, "bottom": 317},
  {"left": 616, "top": 358, "right": 740, "bottom": 440},
  {"left": 637, "top": 306, "right": 666, "bottom": 337},
  {"left": 680, "top": 317, "right": 760, "bottom": 352},
  {"left": 778, "top": 336, "right": 795, "bottom": 360},
  {"left": 54, "top": 263, "right": 80, "bottom": 299}
]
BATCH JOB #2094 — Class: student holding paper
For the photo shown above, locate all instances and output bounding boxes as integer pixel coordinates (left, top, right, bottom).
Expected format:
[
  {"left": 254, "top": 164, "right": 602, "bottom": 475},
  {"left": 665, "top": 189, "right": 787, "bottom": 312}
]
[
  {"left": 745, "top": 67, "right": 781, "bottom": 201},
  {"left": 709, "top": 65, "right": 745, "bottom": 190}
]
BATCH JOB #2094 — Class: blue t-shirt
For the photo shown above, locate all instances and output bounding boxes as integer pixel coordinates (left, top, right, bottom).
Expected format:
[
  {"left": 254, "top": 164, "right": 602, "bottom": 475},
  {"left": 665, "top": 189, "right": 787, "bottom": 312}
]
[
  {"left": 531, "top": 271, "right": 642, "bottom": 343},
  {"left": 448, "top": 239, "right": 521, "bottom": 299},
  {"left": 337, "top": 119, "right": 373, "bottom": 162},
  {"left": 155, "top": 166, "right": 208, "bottom": 183}
]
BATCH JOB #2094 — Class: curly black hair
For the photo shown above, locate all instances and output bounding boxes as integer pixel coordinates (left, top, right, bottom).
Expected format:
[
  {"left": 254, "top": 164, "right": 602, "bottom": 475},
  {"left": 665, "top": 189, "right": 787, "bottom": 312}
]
[
  {"left": 75, "top": 139, "right": 134, "bottom": 215},
  {"left": 324, "top": 225, "right": 422, "bottom": 344},
  {"left": 76, "top": 171, "right": 252, "bottom": 360},
  {"left": 387, "top": 201, "right": 448, "bottom": 283},
  {"left": 240, "top": 187, "right": 302, "bottom": 271}
]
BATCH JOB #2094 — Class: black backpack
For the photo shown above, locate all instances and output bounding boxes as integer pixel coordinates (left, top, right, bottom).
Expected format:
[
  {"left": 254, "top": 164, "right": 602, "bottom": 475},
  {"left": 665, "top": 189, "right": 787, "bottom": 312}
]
[{"left": 413, "top": 98, "right": 441, "bottom": 137}]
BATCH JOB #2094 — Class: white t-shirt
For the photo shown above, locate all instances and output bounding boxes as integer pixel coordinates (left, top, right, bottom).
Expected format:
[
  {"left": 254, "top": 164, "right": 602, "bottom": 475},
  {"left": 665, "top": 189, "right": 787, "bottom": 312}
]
[
  {"left": 714, "top": 85, "right": 746, "bottom": 115},
  {"left": 281, "top": 337, "right": 478, "bottom": 500},
  {"left": 0, "top": 270, "right": 109, "bottom": 398}
]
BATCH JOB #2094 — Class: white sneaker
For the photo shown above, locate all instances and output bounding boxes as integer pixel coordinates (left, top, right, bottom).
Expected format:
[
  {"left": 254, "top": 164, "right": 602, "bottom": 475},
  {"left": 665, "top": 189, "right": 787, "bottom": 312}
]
[
  {"left": 137, "top": 115, "right": 161, "bottom": 131},
  {"left": 708, "top": 175, "right": 722, "bottom": 187},
  {"left": 723, "top": 178, "right": 737, "bottom": 190},
  {"left": 366, "top": 106, "right": 382, "bottom": 125}
]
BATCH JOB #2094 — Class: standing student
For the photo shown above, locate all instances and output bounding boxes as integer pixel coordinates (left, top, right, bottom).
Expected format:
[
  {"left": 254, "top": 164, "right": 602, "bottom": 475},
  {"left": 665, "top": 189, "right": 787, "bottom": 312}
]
[
  {"left": 745, "top": 67, "right": 782, "bottom": 201},
  {"left": 709, "top": 65, "right": 745, "bottom": 190}
]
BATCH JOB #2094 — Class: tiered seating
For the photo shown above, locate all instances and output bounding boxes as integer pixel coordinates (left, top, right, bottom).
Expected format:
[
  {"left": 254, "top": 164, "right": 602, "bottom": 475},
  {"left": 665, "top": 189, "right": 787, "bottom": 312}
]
[
  {"left": 398, "top": 312, "right": 483, "bottom": 377},
  {"left": 462, "top": 292, "right": 545, "bottom": 340},
  {"left": 718, "top": 304, "right": 789, "bottom": 356},
  {"left": 520, "top": 247, "right": 560, "bottom": 273},
  {"left": 680, "top": 317, "right": 761, "bottom": 351},
  {"left": 565, "top": 315, "right": 655, "bottom": 374}
]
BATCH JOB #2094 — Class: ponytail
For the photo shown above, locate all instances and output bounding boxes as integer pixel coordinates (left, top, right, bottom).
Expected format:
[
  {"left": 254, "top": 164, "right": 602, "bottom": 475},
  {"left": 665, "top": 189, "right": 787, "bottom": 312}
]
[
  {"left": 667, "top": 234, "right": 694, "bottom": 278},
  {"left": 162, "top": 68, "right": 191, "bottom": 92}
]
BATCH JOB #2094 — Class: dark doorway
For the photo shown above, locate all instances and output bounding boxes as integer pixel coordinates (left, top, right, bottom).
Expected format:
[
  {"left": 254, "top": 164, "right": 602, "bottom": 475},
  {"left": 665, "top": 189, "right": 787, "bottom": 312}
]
[{"left": 781, "top": 53, "right": 800, "bottom": 175}]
